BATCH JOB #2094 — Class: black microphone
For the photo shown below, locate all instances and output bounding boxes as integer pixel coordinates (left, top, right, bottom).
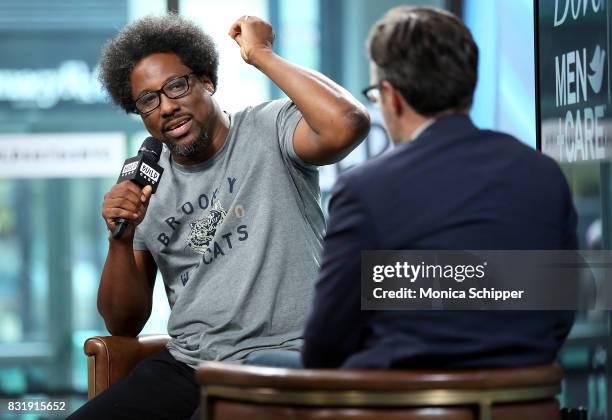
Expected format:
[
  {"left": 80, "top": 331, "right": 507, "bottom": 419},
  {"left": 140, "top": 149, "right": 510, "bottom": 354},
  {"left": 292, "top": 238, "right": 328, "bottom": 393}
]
[{"left": 112, "top": 137, "right": 165, "bottom": 239}]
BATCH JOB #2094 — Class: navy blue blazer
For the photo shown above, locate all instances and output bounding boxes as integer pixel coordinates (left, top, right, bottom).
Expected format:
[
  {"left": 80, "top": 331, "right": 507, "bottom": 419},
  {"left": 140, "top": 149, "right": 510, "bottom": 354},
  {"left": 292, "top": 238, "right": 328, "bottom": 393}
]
[{"left": 302, "top": 114, "right": 577, "bottom": 369}]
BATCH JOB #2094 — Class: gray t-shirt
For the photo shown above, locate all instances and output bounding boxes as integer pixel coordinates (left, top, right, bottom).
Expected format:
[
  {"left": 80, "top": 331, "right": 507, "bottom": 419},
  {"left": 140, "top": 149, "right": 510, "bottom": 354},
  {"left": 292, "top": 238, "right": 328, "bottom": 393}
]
[{"left": 133, "top": 99, "right": 324, "bottom": 367}]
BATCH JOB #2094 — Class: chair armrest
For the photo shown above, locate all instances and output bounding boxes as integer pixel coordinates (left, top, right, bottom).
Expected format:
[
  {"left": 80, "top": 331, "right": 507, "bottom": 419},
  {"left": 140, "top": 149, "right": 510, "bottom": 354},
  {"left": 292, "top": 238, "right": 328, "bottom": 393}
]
[
  {"left": 85, "top": 334, "right": 170, "bottom": 399},
  {"left": 196, "top": 363, "right": 563, "bottom": 420},
  {"left": 196, "top": 362, "right": 562, "bottom": 391}
]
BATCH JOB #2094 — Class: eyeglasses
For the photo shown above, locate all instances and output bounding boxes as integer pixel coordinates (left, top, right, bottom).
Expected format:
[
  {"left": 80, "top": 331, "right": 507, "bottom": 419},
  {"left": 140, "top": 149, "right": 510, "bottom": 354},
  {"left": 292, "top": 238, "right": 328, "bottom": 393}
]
[
  {"left": 362, "top": 83, "right": 382, "bottom": 104},
  {"left": 134, "top": 72, "right": 196, "bottom": 115}
]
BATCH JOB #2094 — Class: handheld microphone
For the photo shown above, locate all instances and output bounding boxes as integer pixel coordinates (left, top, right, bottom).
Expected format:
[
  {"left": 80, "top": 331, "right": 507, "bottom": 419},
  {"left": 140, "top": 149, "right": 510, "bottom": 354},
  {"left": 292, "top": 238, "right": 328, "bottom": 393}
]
[{"left": 112, "top": 137, "right": 164, "bottom": 239}]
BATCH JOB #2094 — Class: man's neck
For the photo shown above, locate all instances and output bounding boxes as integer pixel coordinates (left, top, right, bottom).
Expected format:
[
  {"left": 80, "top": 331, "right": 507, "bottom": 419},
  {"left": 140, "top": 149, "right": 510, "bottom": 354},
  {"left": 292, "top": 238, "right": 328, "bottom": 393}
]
[
  {"left": 400, "top": 108, "right": 466, "bottom": 143},
  {"left": 396, "top": 113, "right": 431, "bottom": 143},
  {"left": 200, "top": 111, "right": 231, "bottom": 161},
  {"left": 408, "top": 118, "right": 435, "bottom": 141}
]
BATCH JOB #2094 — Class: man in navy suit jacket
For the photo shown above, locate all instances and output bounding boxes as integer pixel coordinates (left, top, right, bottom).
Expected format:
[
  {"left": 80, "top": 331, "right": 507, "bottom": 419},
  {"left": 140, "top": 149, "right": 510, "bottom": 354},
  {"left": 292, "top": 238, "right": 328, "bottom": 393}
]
[{"left": 301, "top": 6, "right": 577, "bottom": 369}]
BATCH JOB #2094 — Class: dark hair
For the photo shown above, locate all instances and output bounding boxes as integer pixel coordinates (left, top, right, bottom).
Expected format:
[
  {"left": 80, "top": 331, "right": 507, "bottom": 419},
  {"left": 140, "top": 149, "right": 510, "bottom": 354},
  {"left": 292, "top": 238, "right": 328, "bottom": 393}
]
[
  {"left": 99, "top": 14, "right": 219, "bottom": 113},
  {"left": 367, "top": 6, "right": 478, "bottom": 115}
]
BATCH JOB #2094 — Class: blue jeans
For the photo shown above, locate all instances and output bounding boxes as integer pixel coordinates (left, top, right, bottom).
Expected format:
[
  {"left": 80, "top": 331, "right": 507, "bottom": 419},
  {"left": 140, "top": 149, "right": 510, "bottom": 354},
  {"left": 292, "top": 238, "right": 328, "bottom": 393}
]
[{"left": 243, "top": 349, "right": 303, "bottom": 368}]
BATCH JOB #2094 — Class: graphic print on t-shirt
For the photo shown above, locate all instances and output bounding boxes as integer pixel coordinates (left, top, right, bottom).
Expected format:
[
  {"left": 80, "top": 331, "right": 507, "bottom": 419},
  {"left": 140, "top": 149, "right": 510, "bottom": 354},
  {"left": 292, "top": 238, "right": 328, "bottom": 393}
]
[{"left": 186, "top": 200, "right": 227, "bottom": 255}]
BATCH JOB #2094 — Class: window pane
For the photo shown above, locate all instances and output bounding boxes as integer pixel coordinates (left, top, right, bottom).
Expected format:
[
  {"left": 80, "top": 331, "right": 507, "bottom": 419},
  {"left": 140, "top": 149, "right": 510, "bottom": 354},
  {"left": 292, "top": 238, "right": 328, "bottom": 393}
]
[
  {"left": 0, "top": 0, "right": 167, "bottom": 408},
  {"left": 180, "top": 0, "right": 270, "bottom": 111}
]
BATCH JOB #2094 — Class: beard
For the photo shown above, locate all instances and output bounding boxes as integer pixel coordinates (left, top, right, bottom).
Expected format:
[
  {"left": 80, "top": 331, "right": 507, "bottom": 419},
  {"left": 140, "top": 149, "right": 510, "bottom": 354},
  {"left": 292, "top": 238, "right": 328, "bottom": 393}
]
[{"left": 167, "top": 130, "right": 211, "bottom": 157}]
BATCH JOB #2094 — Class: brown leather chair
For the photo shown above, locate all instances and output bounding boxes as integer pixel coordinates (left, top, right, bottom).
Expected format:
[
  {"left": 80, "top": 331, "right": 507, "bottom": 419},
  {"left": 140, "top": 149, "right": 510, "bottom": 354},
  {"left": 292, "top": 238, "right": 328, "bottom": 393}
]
[
  {"left": 196, "top": 362, "right": 563, "bottom": 420},
  {"left": 84, "top": 335, "right": 170, "bottom": 399}
]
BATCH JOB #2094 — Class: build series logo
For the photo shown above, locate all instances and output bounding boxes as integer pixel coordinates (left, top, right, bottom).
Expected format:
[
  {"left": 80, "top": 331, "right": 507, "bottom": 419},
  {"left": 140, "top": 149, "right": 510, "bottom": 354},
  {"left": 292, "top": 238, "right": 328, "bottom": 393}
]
[{"left": 553, "top": 0, "right": 608, "bottom": 162}]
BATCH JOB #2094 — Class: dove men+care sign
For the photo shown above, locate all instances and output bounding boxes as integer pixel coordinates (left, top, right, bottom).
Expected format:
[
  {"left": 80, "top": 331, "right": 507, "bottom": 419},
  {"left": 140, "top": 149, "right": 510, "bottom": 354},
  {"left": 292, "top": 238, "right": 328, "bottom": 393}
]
[{"left": 536, "top": 0, "right": 612, "bottom": 162}]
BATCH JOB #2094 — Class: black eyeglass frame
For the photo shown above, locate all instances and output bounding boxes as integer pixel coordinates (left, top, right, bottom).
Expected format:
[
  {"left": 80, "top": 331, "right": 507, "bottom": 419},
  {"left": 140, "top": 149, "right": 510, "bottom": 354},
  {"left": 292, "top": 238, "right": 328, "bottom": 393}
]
[{"left": 133, "top": 71, "right": 197, "bottom": 115}]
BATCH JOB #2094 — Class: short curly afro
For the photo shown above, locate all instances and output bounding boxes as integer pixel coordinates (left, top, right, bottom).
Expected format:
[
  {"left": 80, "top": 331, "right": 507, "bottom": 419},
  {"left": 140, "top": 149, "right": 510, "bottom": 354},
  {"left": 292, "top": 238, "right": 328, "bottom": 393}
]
[{"left": 99, "top": 13, "right": 219, "bottom": 113}]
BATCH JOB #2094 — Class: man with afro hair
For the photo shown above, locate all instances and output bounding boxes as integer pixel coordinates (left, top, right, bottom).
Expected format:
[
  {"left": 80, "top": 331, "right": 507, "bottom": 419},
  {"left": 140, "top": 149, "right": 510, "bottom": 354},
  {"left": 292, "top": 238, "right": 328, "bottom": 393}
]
[{"left": 69, "top": 13, "right": 369, "bottom": 420}]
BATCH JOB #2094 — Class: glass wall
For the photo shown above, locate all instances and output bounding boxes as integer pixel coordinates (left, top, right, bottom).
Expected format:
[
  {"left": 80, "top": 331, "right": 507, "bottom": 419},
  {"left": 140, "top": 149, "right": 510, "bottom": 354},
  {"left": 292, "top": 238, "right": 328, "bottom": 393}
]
[
  {"left": 8, "top": 0, "right": 584, "bottom": 412},
  {"left": 0, "top": 0, "right": 327, "bottom": 413},
  {"left": 0, "top": 1, "right": 445, "bottom": 417},
  {"left": 0, "top": 0, "right": 167, "bottom": 412},
  {"left": 559, "top": 161, "right": 611, "bottom": 419}
]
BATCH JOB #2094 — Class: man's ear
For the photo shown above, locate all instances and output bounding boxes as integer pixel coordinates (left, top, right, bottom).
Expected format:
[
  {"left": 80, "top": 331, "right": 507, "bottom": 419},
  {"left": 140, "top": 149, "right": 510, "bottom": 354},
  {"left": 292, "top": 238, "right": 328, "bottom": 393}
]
[
  {"left": 199, "top": 75, "right": 215, "bottom": 94},
  {"left": 381, "top": 80, "right": 404, "bottom": 118}
]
